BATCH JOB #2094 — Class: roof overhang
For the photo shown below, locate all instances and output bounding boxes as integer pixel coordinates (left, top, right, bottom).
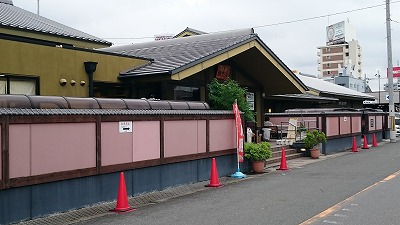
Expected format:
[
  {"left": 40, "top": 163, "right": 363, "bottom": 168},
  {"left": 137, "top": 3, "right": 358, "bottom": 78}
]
[
  {"left": 269, "top": 93, "right": 338, "bottom": 103},
  {"left": 169, "top": 39, "right": 307, "bottom": 95}
]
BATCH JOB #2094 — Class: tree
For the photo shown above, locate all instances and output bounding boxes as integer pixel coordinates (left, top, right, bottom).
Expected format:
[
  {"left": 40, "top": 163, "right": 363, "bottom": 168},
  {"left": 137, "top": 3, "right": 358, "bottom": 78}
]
[{"left": 207, "top": 78, "right": 255, "bottom": 121}]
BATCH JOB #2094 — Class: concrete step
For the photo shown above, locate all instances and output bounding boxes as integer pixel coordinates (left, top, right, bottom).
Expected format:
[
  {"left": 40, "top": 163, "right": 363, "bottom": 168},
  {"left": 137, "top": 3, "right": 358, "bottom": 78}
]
[
  {"left": 271, "top": 148, "right": 298, "bottom": 158},
  {"left": 266, "top": 152, "right": 304, "bottom": 165}
]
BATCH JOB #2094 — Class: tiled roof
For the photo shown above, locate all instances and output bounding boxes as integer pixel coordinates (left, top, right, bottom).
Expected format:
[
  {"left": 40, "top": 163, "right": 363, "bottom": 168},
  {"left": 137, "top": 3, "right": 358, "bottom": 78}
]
[
  {"left": 173, "top": 27, "right": 208, "bottom": 38},
  {"left": 271, "top": 93, "right": 339, "bottom": 101},
  {"left": 99, "top": 28, "right": 257, "bottom": 77},
  {"left": 297, "top": 74, "right": 375, "bottom": 100},
  {"left": 0, "top": 1, "right": 112, "bottom": 45},
  {"left": 0, "top": 108, "right": 233, "bottom": 116}
]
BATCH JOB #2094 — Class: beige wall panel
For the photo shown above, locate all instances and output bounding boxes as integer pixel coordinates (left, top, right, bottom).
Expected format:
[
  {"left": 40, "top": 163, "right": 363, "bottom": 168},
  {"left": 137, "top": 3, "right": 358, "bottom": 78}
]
[
  {"left": 0, "top": 40, "right": 21, "bottom": 74},
  {"left": 19, "top": 44, "right": 41, "bottom": 75},
  {"left": 1, "top": 39, "right": 148, "bottom": 97}
]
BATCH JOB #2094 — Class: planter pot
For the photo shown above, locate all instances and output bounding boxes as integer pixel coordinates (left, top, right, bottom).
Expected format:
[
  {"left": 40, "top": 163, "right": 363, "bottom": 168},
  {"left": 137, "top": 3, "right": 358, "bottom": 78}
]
[
  {"left": 310, "top": 148, "right": 320, "bottom": 159},
  {"left": 251, "top": 161, "right": 265, "bottom": 173}
]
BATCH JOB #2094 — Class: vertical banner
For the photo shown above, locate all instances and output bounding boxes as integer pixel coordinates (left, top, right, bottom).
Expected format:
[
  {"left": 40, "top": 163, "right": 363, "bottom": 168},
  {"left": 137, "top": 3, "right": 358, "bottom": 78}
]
[{"left": 233, "top": 101, "right": 244, "bottom": 162}]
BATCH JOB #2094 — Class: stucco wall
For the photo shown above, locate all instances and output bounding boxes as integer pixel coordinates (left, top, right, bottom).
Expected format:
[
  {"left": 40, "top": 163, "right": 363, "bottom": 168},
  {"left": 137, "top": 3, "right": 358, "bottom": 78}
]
[{"left": 0, "top": 39, "right": 148, "bottom": 97}]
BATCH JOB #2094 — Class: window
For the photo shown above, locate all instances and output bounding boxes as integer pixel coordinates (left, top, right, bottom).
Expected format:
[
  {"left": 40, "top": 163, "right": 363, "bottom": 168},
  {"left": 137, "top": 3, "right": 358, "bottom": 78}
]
[
  {"left": 0, "top": 75, "right": 38, "bottom": 95},
  {"left": 326, "top": 55, "right": 330, "bottom": 60},
  {"left": 345, "top": 52, "right": 349, "bottom": 57},
  {"left": 327, "top": 71, "right": 331, "bottom": 75},
  {"left": 174, "top": 86, "right": 200, "bottom": 101},
  {"left": 327, "top": 63, "right": 331, "bottom": 68}
]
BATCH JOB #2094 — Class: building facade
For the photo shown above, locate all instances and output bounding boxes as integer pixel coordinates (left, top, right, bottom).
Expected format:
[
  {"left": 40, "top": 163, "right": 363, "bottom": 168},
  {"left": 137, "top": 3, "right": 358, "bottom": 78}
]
[{"left": 317, "top": 20, "right": 362, "bottom": 78}]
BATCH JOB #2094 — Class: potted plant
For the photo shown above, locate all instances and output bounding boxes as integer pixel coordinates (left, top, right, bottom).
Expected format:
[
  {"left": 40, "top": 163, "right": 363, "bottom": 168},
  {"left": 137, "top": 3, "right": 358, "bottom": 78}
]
[
  {"left": 244, "top": 142, "right": 272, "bottom": 173},
  {"left": 297, "top": 122, "right": 308, "bottom": 140},
  {"left": 303, "top": 130, "right": 327, "bottom": 159}
]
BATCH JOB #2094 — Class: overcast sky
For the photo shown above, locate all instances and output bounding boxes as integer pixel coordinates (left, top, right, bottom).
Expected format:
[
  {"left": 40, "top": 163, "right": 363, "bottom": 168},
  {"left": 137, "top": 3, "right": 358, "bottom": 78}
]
[{"left": 11, "top": 0, "right": 400, "bottom": 91}]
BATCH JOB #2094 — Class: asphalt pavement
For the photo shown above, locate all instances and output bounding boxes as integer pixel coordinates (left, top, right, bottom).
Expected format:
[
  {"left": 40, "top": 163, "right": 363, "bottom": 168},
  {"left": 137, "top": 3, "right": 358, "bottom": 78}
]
[{"left": 16, "top": 138, "right": 400, "bottom": 225}]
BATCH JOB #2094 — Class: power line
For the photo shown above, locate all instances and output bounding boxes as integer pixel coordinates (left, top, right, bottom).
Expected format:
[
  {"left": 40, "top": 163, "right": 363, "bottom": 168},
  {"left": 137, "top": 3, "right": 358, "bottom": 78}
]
[
  {"left": 103, "top": 1, "right": 400, "bottom": 40},
  {"left": 254, "top": 1, "right": 399, "bottom": 29}
]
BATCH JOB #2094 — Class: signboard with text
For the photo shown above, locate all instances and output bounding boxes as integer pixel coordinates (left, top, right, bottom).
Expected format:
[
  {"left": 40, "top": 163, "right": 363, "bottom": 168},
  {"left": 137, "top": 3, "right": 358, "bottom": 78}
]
[
  {"left": 387, "top": 66, "right": 400, "bottom": 78},
  {"left": 326, "top": 21, "right": 345, "bottom": 45},
  {"left": 119, "top": 121, "right": 133, "bottom": 133},
  {"left": 215, "top": 65, "right": 231, "bottom": 80}
]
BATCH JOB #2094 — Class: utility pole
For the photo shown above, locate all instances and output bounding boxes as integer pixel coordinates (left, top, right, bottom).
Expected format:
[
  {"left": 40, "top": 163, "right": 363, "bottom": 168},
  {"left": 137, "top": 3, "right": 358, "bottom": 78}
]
[
  {"left": 375, "top": 70, "right": 381, "bottom": 104},
  {"left": 386, "top": 0, "right": 396, "bottom": 142},
  {"left": 37, "top": 0, "right": 39, "bottom": 15}
]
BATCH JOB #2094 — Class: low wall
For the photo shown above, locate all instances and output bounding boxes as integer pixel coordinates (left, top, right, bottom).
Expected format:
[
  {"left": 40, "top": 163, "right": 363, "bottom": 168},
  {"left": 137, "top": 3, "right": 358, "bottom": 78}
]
[
  {"left": 0, "top": 108, "right": 243, "bottom": 224},
  {"left": 266, "top": 110, "right": 387, "bottom": 155}
]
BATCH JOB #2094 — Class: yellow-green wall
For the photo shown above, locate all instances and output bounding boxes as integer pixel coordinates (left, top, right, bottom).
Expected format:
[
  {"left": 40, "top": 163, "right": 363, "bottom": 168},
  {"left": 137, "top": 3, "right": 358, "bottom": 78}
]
[{"left": 0, "top": 39, "right": 148, "bottom": 97}]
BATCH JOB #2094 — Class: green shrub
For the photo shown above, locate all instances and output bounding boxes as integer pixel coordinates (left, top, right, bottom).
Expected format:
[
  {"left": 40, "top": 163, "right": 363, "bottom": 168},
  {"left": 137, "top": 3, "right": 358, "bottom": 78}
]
[
  {"left": 304, "top": 130, "right": 327, "bottom": 149},
  {"left": 207, "top": 78, "right": 255, "bottom": 121},
  {"left": 244, "top": 142, "right": 272, "bottom": 161}
]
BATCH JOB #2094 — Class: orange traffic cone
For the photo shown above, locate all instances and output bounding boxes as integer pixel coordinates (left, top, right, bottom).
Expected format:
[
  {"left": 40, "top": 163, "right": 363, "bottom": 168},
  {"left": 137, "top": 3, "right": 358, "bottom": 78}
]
[
  {"left": 362, "top": 135, "right": 369, "bottom": 149},
  {"left": 278, "top": 147, "right": 288, "bottom": 170},
  {"left": 352, "top": 137, "right": 358, "bottom": 152},
  {"left": 206, "top": 158, "right": 222, "bottom": 187},
  {"left": 111, "top": 172, "right": 135, "bottom": 212},
  {"left": 372, "top": 133, "right": 378, "bottom": 147}
]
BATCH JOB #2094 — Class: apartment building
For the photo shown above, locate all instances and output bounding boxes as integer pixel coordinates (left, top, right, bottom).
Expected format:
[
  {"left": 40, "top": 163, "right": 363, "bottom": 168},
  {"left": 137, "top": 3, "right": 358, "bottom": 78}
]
[{"left": 317, "top": 20, "right": 362, "bottom": 78}]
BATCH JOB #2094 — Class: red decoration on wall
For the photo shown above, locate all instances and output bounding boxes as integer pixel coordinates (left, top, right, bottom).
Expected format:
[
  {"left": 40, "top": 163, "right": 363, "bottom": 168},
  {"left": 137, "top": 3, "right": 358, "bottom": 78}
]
[{"left": 215, "top": 65, "right": 231, "bottom": 80}]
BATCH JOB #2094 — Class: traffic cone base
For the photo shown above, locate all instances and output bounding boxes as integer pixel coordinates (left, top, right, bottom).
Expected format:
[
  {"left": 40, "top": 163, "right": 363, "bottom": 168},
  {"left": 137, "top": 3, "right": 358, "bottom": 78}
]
[
  {"left": 278, "top": 147, "right": 289, "bottom": 170},
  {"left": 351, "top": 137, "right": 358, "bottom": 152},
  {"left": 372, "top": 133, "right": 378, "bottom": 147},
  {"left": 362, "top": 135, "right": 369, "bottom": 149},
  {"left": 206, "top": 158, "right": 223, "bottom": 187},
  {"left": 111, "top": 172, "right": 135, "bottom": 213}
]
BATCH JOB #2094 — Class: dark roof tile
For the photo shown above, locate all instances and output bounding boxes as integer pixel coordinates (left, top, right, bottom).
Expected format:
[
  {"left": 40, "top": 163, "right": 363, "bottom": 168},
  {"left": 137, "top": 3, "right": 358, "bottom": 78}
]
[
  {"left": 0, "top": 108, "right": 233, "bottom": 116},
  {"left": 99, "top": 28, "right": 256, "bottom": 77},
  {"left": 0, "top": 1, "right": 112, "bottom": 45}
]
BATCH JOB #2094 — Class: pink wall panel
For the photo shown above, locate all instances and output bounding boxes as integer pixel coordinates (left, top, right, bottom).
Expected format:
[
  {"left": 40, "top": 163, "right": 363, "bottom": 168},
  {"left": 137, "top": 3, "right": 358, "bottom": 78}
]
[
  {"left": 269, "top": 117, "right": 287, "bottom": 126},
  {"left": 31, "top": 123, "right": 96, "bottom": 176},
  {"left": 209, "top": 119, "right": 235, "bottom": 152},
  {"left": 133, "top": 121, "right": 160, "bottom": 161},
  {"left": 9, "top": 125, "right": 31, "bottom": 178},
  {"left": 352, "top": 117, "right": 361, "bottom": 133},
  {"left": 164, "top": 120, "right": 203, "bottom": 157},
  {"left": 326, "top": 117, "right": 339, "bottom": 136},
  {"left": 339, "top": 116, "right": 351, "bottom": 135},
  {"left": 376, "top": 116, "right": 383, "bottom": 129},
  {"left": 300, "top": 117, "right": 317, "bottom": 129},
  {"left": 101, "top": 122, "right": 133, "bottom": 166},
  {"left": 197, "top": 120, "right": 206, "bottom": 153}
]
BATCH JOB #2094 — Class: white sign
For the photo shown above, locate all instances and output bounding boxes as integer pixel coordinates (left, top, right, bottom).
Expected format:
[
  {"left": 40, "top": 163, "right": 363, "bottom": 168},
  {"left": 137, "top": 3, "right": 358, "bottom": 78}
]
[
  {"left": 248, "top": 101, "right": 254, "bottom": 111},
  {"left": 326, "top": 21, "right": 345, "bottom": 45},
  {"left": 246, "top": 92, "right": 254, "bottom": 102},
  {"left": 246, "top": 92, "right": 255, "bottom": 111},
  {"left": 386, "top": 95, "right": 390, "bottom": 101},
  {"left": 363, "top": 99, "right": 377, "bottom": 104},
  {"left": 119, "top": 121, "right": 133, "bottom": 133}
]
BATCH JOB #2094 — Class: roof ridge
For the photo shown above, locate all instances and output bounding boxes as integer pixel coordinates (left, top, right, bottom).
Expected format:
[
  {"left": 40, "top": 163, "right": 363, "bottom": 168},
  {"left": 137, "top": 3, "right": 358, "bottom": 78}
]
[{"left": 0, "top": 0, "right": 13, "bottom": 5}]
